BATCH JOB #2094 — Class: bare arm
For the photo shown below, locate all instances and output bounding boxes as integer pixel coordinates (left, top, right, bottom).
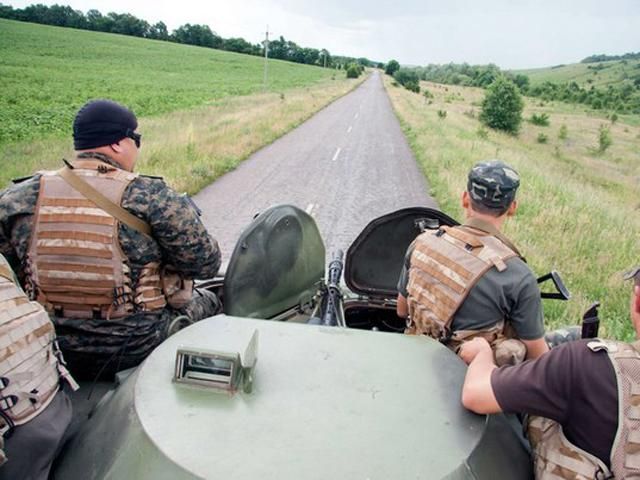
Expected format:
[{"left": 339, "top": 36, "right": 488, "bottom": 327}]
[
  {"left": 397, "top": 294, "right": 408, "bottom": 318},
  {"left": 459, "top": 338, "right": 502, "bottom": 414},
  {"left": 522, "top": 337, "right": 549, "bottom": 360}
]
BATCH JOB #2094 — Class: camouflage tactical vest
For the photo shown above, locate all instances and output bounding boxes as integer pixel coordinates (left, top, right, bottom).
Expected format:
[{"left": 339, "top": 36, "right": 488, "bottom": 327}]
[
  {"left": 528, "top": 339, "right": 640, "bottom": 479},
  {"left": 0, "top": 254, "right": 77, "bottom": 438},
  {"left": 26, "top": 160, "right": 167, "bottom": 319},
  {"left": 406, "top": 221, "right": 526, "bottom": 366}
]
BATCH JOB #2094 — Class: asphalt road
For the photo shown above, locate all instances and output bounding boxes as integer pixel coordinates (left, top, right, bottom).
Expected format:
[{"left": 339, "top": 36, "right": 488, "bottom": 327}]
[{"left": 195, "top": 71, "right": 437, "bottom": 264}]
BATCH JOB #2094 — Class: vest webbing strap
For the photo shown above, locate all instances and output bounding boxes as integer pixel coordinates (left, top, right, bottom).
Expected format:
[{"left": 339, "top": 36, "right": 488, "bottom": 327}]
[
  {"left": 0, "top": 266, "right": 14, "bottom": 283},
  {"left": 57, "top": 167, "right": 152, "bottom": 236},
  {"left": 462, "top": 217, "right": 523, "bottom": 259}
]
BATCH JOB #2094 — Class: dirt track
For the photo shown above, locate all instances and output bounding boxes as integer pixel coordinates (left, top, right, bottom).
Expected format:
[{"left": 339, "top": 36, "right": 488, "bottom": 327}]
[{"left": 194, "top": 71, "right": 436, "bottom": 264}]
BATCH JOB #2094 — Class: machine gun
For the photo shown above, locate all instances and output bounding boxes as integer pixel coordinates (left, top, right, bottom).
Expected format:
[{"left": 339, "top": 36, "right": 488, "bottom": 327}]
[
  {"left": 308, "top": 250, "right": 345, "bottom": 327},
  {"left": 322, "top": 250, "right": 344, "bottom": 327}
]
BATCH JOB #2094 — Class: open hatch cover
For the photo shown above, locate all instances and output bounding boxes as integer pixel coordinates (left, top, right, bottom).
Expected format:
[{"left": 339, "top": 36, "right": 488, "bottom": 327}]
[
  {"left": 344, "top": 207, "right": 458, "bottom": 299},
  {"left": 223, "top": 204, "right": 325, "bottom": 319}
]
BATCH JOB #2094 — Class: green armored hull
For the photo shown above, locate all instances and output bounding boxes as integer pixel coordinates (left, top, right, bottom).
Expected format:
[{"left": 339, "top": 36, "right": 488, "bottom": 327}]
[{"left": 55, "top": 315, "right": 532, "bottom": 479}]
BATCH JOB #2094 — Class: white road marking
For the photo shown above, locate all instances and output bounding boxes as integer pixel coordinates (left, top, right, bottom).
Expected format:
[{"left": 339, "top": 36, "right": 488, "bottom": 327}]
[
  {"left": 354, "top": 112, "right": 359, "bottom": 119},
  {"left": 305, "top": 203, "right": 315, "bottom": 215},
  {"left": 332, "top": 147, "right": 341, "bottom": 162},
  {"left": 347, "top": 126, "right": 353, "bottom": 133}
]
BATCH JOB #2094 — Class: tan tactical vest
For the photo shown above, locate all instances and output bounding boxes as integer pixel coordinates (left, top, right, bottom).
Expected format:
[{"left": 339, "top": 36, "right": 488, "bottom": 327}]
[
  {"left": 406, "top": 221, "right": 525, "bottom": 365},
  {"left": 528, "top": 339, "right": 640, "bottom": 480},
  {"left": 26, "top": 160, "right": 167, "bottom": 319},
  {"left": 0, "top": 254, "right": 77, "bottom": 436}
]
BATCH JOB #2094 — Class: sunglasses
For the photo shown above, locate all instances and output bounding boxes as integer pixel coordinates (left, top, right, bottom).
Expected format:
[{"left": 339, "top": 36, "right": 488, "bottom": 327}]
[{"left": 125, "top": 129, "right": 142, "bottom": 148}]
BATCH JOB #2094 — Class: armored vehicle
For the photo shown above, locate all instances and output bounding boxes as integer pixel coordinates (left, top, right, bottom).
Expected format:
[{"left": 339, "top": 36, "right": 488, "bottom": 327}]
[{"left": 55, "top": 205, "right": 568, "bottom": 479}]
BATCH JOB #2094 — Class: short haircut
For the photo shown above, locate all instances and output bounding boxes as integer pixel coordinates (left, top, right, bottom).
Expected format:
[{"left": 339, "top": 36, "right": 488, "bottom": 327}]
[{"left": 469, "top": 196, "right": 513, "bottom": 217}]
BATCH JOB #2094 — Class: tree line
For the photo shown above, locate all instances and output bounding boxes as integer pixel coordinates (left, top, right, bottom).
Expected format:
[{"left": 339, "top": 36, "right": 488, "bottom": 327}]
[
  {"left": 581, "top": 52, "right": 640, "bottom": 64},
  {"left": 384, "top": 60, "right": 640, "bottom": 114},
  {"left": 0, "top": 3, "right": 379, "bottom": 69}
]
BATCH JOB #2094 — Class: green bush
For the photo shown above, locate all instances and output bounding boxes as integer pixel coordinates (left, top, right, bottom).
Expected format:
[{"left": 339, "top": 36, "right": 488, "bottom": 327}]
[
  {"left": 558, "top": 124, "right": 568, "bottom": 140},
  {"left": 479, "top": 76, "right": 524, "bottom": 134},
  {"left": 404, "top": 80, "right": 420, "bottom": 93},
  {"left": 537, "top": 133, "right": 548, "bottom": 144},
  {"left": 529, "top": 113, "right": 550, "bottom": 126},
  {"left": 610, "top": 112, "right": 619, "bottom": 124},
  {"left": 437, "top": 110, "right": 447, "bottom": 119},
  {"left": 346, "top": 63, "right": 360, "bottom": 78},
  {"left": 598, "top": 124, "right": 613, "bottom": 153},
  {"left": 423, "top": 89, "right": 434, "bottom": 99}
]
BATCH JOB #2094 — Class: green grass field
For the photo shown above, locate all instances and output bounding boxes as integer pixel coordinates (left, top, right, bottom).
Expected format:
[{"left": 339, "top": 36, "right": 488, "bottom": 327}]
[
  {"left": 513, "top": 59, "right": 640, "bottom": 88},
  {"left": 0, "top": 18, "right": 336, "bottom": 145},
  {"left": 0, "top": 19, "right": 362, "bottom": 192},
  {"left": 386, "top": 78, "right": 640, "bottom": 340}
]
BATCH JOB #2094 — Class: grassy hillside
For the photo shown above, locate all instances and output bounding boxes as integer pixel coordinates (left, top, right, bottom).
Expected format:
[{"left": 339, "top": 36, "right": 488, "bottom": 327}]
[
  {"left": 0, "top": 18, "right": 336, "bottom": 144},
  {"left": 385, "top": 78, "right": 640, "bottom": 340},
  {"left": 0, "top": 18, "right": 364, "bottom": 192},
  {"left": 514, "top": 59, "right": 640, "bottom": 88}
]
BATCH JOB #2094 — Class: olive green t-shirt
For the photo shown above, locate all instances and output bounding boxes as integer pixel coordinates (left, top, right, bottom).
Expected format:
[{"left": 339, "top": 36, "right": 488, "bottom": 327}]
[{"left": 397, "top": 242, "right": 545, "bottom": 340}]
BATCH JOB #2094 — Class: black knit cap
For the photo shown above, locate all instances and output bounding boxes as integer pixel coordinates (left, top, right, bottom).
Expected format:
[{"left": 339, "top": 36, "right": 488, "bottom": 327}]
[{"left": 73, "top": 99, "right": 138, "bottom": 150}]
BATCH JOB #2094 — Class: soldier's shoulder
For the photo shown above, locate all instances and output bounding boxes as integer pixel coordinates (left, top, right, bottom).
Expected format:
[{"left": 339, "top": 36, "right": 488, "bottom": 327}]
[
  {"left": 0, "top": 173, "right": 41, "bottom": 214},
  {"left": 138, "top": 173, "right": 165, "bottom": 181}
]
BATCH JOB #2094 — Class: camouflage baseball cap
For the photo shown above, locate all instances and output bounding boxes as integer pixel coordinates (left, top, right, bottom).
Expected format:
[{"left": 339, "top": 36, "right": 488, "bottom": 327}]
[{"left": 467, "top": 160, "right": 520, "bottom": 210}]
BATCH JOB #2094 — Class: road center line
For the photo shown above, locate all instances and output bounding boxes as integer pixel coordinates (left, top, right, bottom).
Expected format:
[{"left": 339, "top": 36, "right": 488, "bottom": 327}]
[
  {"left": 332, "top": 147, "right": 341, "bottom": 162},
  {"left": 347, "top": 126, "right": 353, "bottom": 133},
  {"left": 305, "top": 203, "right": 315, "bottom": 214}
]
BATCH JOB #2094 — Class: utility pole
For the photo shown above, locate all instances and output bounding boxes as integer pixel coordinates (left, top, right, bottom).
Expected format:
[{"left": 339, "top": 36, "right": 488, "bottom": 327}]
[{"left": 263, "top": 26, "right": 270, "bottom": 92}]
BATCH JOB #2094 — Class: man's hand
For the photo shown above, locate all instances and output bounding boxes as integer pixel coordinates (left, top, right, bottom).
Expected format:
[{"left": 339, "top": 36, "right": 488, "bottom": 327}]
[
  {"left": 460, "top": 337, "right": 502, "bottom": 414},
  {"left": 459, "top": 337, "right": 492, "bottom": 365}
]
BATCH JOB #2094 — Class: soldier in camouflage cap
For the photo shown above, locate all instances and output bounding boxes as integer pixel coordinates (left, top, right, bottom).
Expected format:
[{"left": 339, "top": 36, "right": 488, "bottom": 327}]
[
  {"left": 467, "top": 160, "right": 520, "bottom": 213},
  {"left": 397, "top": 159, "right": 548, "bottom": 365},
  {"left": 0, "top": 99, "right": 222, "bottom": 380}
]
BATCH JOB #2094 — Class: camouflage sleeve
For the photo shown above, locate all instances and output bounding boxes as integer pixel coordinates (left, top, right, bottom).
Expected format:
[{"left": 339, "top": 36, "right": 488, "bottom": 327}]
[
  {"left": 0, "top": 176, "right": 40, "bottom": 270},
  {"left": 124, "top": 177, "right": 221, "bottom": 279}
]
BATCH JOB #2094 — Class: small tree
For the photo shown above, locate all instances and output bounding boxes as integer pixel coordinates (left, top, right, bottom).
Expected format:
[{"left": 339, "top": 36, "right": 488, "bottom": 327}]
[
  {"left": 598, "top": 125, "right": 612, "bottom": 153},
  {"left": 558, "top": 124, "right": 568, "bottom": 140},
  {"left": 480, "top": 76, "right": 524, "bottom": 134},
  {"left": 346, "top": 63, "right": 360, "bottom": 79},
  {"left": 385, "top": 60, "right": 400, "bottom": 76}
]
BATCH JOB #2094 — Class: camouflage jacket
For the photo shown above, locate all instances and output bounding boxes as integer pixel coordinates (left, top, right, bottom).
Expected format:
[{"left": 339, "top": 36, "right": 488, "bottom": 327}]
[{"left": 0, "top": 153, "right": 221, "bottom": 373}]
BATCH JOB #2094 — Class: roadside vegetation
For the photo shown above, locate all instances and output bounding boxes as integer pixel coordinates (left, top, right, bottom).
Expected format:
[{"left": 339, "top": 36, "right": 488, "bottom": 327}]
[
  {"left": 385, "top": 76, "right": 640, "bottom": 340},
  {"left": 394, "top": 59, "right": 640, "bottom": 115},
  {"left": 0, "top": 19, "right": 366, "bottom": 192}
]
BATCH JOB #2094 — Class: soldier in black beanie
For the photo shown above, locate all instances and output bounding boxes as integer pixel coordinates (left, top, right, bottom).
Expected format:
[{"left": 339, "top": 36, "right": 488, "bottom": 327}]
[{"left": 0, "top": 99, "right": 223, "bottom": 384}]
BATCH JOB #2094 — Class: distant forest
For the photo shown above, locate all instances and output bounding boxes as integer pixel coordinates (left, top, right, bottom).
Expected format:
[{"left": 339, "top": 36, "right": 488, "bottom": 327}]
[
  {"left": 581, "top": 52, "right": 640, "bottom": 63},
  {"left": 0, "top": 3, "right": 381, "bottom": 69}
]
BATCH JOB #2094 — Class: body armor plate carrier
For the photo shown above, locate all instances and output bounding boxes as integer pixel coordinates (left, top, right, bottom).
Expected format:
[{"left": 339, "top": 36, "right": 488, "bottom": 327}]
[
  {"left": 0, "top": 254, "right": 77, "bottom": 441},
  {"left": 26, "top": 160, "right": 167, "bottom": 319},
  {"left": 528, "top": 339, "right": 640, "bottom": 479},
  {"left": 406, "top": 222, "right": 525, "bottom": 366}
]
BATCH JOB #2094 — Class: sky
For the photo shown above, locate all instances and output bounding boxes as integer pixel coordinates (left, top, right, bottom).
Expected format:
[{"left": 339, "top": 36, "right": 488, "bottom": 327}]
[{"left": 6, "top": 0, "right": 640, "bottom": 69}]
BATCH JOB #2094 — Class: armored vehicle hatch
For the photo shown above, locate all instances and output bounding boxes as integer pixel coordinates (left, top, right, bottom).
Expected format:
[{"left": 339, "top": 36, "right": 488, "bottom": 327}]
[
  {"left": 55, "top": 315, "right": 532, "bottom": 479},
  {"left": 223, "top": 205, "right": 325, "bottom": 319},
  {"left": 344, "top": 207, "right": 458, "bottom": 299}
]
